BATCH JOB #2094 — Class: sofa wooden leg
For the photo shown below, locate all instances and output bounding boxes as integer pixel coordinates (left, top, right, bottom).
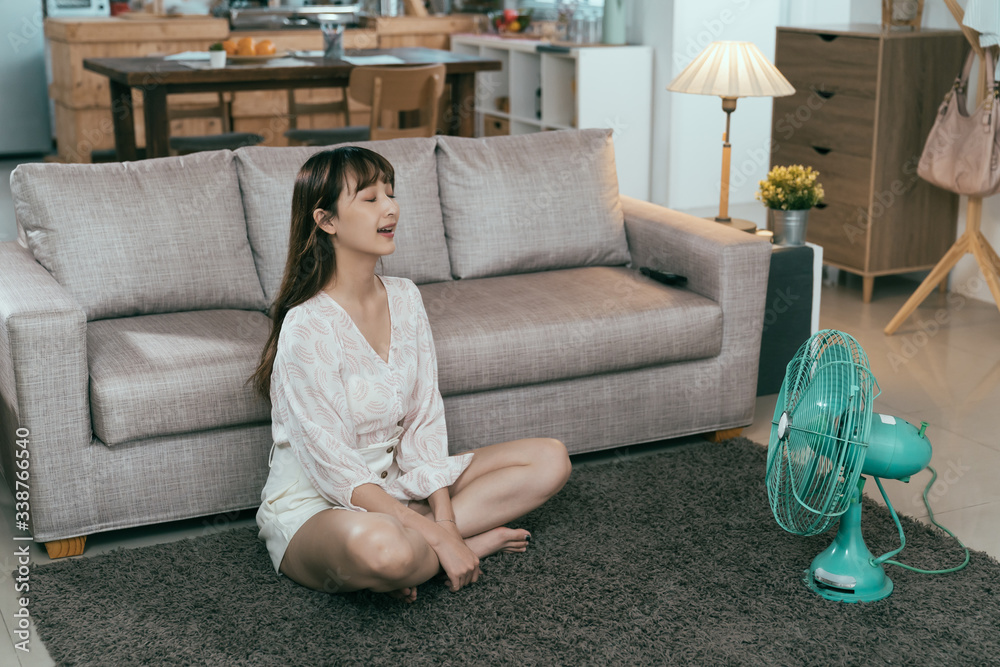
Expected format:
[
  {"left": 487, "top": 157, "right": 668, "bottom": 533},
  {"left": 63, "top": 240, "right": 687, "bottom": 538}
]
[
  {"left": 706, "top": 428, "right": 743, "bottom": 443},
  {"left": 44, "top": 536, "right": 87, "bottom": 559}
]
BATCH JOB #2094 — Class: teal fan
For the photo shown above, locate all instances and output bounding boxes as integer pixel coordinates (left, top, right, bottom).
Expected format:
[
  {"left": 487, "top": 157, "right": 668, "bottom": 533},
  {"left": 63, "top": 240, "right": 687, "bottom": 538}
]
[{"left": 765, "top": 329, "right": 950, "bottom": 603}]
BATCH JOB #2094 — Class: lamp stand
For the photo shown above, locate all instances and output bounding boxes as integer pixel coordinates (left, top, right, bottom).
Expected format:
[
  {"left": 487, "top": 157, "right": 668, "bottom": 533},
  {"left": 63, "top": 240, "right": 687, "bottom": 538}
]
[{"left": 712, "top": 96, "right": 757, "bottom": 233}]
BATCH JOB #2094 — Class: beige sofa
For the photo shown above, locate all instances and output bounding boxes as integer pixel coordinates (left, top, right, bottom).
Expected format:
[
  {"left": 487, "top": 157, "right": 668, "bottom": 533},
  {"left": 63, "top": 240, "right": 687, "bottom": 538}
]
[{"left": 2, "top": 129, "right": 771, "bottom": 556}]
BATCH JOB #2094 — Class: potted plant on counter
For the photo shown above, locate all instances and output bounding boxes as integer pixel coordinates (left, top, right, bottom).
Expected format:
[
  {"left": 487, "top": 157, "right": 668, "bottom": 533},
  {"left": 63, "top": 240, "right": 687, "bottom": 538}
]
[
  {"left": 208, "top": 42, "right": 226, "bottom": 69},
  {"left": 756, "top": 164, "right": 825, "bottom": 246}
]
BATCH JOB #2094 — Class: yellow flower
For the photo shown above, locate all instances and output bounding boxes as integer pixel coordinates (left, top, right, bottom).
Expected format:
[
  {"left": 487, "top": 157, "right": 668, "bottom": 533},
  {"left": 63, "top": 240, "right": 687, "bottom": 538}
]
[{"left": 756, "top": 164, "right": 824, "bottom": 210}]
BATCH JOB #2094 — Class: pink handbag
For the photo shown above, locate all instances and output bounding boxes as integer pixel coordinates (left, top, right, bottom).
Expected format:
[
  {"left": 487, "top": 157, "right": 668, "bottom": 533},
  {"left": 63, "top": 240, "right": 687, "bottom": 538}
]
[{"left": 917, "top": 49, "right": 1000, "bottom": 197}]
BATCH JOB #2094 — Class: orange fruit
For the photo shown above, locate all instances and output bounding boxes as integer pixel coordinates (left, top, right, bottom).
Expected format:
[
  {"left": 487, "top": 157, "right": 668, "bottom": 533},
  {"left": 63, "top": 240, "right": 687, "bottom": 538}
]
[
  {"left": 236, "top": 37, "right": 255, "bottom": 56},
  {"left": 221, "top": 39, "right": 237, "bottom": 56},
  {"left": 254, "top": 39, "right": 276, "bottom": 56}
]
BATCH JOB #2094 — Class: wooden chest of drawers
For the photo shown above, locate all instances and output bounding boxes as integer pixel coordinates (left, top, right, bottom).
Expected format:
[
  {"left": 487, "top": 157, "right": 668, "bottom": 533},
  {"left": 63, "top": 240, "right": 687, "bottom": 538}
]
[{"left": 770, "top": 25, "right": 968, "bottom": 302}]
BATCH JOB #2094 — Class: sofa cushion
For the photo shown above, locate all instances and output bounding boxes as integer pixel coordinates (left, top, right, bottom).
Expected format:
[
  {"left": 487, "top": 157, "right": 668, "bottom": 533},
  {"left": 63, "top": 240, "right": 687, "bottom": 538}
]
[
  {"left": 234, "top": 138, "right": 453, "bottom": 306},
  {"left": 419, "top": 266, "right": 723, "bottom": 396},
  {"left": 10, "top": 151, "right": 267, "bottom": 321},
  {"left": 435, "top": 129, "right": 631, "bottom": 280},
  {"left": 88, "top": 309, "right": 272, "bottom": 446}
]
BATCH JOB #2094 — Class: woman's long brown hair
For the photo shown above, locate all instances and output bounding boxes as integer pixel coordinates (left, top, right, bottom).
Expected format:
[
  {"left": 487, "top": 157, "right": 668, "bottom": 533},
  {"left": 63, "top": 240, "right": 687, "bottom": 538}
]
[{"left": 247, "top": 146, "right": 395, "bottom": 400}]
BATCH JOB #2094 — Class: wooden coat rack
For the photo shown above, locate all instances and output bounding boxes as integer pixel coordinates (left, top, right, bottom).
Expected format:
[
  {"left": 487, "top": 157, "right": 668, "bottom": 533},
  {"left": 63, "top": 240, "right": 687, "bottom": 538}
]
[{"left": 885, "top": 0, "right": 1000, "bottom": 334}]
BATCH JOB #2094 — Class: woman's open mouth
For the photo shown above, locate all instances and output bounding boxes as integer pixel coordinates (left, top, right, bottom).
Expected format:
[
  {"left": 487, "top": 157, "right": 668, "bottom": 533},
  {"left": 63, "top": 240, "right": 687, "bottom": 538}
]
[{"left": 377, "top": 225, "right": 395, "bottom": 238}]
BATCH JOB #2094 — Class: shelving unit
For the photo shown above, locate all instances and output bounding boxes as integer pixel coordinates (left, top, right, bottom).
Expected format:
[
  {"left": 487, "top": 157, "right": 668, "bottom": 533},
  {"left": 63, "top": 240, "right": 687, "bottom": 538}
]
[{"left": 451, "top": 34, "right": 653, "bottom": 201}]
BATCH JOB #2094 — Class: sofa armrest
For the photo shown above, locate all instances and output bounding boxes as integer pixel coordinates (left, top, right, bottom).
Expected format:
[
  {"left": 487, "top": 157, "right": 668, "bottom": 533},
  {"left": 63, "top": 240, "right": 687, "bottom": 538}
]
[
  {"left": 622, "top": 196, "right": 771, "bottom": 305},
  {"left": 0, "top": 241, "right": 93, "bottom": 541},
  {"left": 622, "top": 196, "right": 772, "bottom": 426}
]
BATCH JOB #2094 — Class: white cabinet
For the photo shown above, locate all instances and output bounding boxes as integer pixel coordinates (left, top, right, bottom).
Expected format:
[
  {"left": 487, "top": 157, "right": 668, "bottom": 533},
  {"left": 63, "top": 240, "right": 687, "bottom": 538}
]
[{"left": 451, "top": 34, "right": 653, "bottom": 201}]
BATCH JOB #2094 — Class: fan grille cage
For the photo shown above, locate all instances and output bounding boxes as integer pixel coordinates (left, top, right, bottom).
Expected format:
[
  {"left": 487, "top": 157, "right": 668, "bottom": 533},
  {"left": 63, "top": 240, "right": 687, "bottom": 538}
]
[{"left": 766, "top": 330, "right": 879, "bottom": 536}]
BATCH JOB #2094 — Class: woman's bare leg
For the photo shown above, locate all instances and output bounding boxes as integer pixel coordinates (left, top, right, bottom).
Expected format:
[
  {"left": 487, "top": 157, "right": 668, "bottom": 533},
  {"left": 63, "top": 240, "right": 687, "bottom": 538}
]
[
  {"left": 278, "top": 437, "right": 571, "bottom": 598},
  {"left": 278, "top": 509, "right": 440, "bottom": 599},
  {"left": 411, "top": 437, "right": 572, "bottom": 555}
]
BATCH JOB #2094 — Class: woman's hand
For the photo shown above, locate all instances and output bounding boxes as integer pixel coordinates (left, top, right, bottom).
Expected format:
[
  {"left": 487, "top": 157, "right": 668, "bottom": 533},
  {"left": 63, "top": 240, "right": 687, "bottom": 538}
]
[{"left": 430, "top": 520, "right": 480, "bottom": 592}]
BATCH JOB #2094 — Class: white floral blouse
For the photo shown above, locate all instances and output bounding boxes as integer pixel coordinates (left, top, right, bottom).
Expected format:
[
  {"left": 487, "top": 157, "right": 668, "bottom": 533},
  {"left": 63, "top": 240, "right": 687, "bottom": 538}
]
[{"left": 269, "top": 275, "right": 473, "bottom": 511}]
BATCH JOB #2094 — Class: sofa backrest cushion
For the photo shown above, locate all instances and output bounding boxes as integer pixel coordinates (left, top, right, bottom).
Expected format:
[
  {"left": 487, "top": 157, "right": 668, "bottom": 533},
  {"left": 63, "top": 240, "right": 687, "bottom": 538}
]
[
  {"left": 435, "top": 129, "right": 630, "bottom": 280},
  {"left": 10, "top": 151, "right": 267, "bottom": 321},
  {"left": 234, "top": 138, "right": 452, "bottom": 307}
]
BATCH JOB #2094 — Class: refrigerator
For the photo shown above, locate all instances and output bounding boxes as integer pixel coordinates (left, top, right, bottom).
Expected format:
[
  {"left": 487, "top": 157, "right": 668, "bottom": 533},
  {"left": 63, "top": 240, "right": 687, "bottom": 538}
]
[{"left": 0, "top": 0, "right": 53, "bottom": 155}]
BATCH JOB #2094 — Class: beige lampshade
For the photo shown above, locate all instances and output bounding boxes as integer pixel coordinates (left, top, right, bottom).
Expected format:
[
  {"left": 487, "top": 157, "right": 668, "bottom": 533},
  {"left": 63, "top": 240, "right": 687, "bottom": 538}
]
[{"left": 668, "top": 41, "right": 795, "bottom": 98}]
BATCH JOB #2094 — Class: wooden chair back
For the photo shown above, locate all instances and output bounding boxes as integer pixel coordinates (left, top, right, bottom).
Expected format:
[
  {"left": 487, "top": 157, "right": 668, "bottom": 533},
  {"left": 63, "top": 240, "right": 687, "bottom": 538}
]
[
  {"left": 167, "top": 93, "right": 233, "bottom": 133},
  {"left": 286, "top": 88, "right": 352, "bottom": 132},
  {"left": 348, "top": 64, "right": 446, "bottom": 140}
]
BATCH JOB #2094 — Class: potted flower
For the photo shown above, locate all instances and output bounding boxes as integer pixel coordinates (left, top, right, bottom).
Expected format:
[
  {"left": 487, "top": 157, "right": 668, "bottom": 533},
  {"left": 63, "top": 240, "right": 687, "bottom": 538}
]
[{"left": 755, "top": 164, "right": 825, "bottom": 246}]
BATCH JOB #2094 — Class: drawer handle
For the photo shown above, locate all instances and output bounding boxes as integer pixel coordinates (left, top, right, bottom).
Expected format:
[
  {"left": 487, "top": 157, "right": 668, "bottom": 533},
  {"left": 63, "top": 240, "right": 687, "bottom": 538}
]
[
  {"left": 812, "top": 89, "right": 835, "bottom": 100},
  {"left": 811, "top": 146, "right": 832, "bottom": 155},
  {"left": 814, "top": 202, "right": 829, "bottom": 210},
  {"left": 817, "top": 33, "right": 839, "bottom": 42}
]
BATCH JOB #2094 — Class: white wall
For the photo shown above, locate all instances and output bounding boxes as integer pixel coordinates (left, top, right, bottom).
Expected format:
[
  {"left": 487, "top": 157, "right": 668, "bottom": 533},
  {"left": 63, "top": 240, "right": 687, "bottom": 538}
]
[
  {"left": 627, "top": 0, "right": 674, "bottom": 206},
  {"left": 630, "top": 0, "right": 850, "bottom": 210},
  {"left": 664, "top": 0, "right": 784, "bottom": 211}
]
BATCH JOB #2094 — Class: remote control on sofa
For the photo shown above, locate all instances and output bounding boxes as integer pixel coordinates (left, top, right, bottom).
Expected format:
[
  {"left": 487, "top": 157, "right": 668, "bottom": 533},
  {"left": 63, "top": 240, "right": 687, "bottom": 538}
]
[{"left": 639, "top": 266, "right": 688, "bottom": 287}]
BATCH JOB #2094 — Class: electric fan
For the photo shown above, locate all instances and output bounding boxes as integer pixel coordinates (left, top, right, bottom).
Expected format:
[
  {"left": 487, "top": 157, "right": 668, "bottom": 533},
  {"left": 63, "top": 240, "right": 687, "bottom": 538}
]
[{"left": 766, "top": 329, "right": 967, "bottom": 603}]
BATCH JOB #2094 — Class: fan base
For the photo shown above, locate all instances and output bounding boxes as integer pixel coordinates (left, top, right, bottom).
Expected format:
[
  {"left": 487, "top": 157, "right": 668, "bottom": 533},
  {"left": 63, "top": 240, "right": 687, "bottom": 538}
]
[
  {"left": 804, "top": 569, "right": 893, "bottom": 603},
  {"left": 803, "top": 489, "right": 895, "bottom": 602}
]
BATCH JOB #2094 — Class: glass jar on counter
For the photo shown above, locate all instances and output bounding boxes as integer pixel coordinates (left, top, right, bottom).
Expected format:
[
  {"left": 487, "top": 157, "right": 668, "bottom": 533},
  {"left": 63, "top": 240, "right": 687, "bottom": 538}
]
[
  {"left": 361, "top": 0, "right": 401, "bottom": 16},
  {"left": 567, "top": 8, "right": 601, "bottom": 45}
]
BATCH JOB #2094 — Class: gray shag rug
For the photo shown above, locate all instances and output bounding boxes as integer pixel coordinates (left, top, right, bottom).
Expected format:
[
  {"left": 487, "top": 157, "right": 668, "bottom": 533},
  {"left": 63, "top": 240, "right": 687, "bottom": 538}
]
[{"left": 24, "top": 438, "right": 1000, "bottom": 666}]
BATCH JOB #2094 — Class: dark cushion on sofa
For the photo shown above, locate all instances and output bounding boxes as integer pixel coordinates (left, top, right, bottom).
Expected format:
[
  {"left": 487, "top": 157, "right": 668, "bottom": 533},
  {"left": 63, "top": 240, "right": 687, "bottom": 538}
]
[
  {"left": 88, "top": 310, "right": 272, "bottom": 446},
  {"left": 419, "top": 266, "right": 723, "bottom": 396}
]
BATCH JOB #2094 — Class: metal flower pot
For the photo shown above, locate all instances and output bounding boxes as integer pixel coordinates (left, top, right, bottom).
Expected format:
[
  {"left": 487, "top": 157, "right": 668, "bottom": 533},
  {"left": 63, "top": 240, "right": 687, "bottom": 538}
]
[{"left": 768, "top": 208, "right": 810, "bottom": 246}]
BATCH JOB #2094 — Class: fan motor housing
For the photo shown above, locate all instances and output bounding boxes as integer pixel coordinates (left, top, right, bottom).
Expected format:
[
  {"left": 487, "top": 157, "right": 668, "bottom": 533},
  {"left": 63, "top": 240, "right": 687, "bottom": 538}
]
[{"left": 861, "top": 415, "right": 932, "bottom": 480}]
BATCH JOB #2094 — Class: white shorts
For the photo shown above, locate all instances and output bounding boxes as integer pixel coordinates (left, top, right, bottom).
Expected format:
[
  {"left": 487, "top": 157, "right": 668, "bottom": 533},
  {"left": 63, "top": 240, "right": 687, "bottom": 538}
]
[{"left": 256, "top": 425, "right": 407, "bottom": 575}]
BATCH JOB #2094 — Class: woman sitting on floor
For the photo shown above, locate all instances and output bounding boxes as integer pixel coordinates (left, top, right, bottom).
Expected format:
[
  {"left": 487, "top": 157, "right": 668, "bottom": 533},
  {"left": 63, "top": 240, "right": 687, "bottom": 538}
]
[{"left": 249, "top": 146, "right": 571, "bottom": 602}]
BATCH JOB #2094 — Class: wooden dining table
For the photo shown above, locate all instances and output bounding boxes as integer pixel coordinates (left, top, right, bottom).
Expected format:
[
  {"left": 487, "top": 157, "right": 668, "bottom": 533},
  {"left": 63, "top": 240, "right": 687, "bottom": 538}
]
[{"left": 83, "top": 47, "right": 502, "bottom": 161}]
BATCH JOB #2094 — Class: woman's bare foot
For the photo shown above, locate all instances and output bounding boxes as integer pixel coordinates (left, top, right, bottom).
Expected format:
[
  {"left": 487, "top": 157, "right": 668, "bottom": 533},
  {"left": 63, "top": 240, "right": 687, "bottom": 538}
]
[
  {"left": 464, "top": 527, "right": 531, "bottom": 558},
  {"left": 384, "top": 586, "right": 417, "bottom": 603}
]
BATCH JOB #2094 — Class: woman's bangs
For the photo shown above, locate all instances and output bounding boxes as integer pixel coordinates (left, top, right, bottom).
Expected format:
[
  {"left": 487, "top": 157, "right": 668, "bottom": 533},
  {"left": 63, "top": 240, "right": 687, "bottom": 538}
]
[{"left": 343, "top": 149, "right": 395, "bottom": 194}]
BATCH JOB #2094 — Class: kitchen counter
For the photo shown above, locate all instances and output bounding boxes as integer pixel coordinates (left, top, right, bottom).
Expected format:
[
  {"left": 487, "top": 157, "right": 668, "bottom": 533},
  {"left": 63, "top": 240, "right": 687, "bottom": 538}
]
[{"left": 44, "top": 15, "right": 230, "bottom": 42}]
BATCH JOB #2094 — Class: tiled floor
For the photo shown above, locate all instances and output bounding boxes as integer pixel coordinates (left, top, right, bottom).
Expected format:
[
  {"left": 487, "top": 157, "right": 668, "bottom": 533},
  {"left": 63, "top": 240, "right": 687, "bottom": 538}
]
[{"left": 0, "top": 273, "right": 997, "bottom": 665}]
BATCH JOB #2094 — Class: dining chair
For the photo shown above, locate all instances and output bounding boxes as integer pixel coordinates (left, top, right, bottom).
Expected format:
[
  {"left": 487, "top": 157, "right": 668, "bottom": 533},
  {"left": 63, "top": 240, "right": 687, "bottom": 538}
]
[
  {"left": 283, "top": 63, "right": 446, "bottom": 146},
  {"left": 351, "top": 63, "right": 446, "bottom": 141},
  {"left": 283, "top": 87, "right": 372, "bottom": 147},
  {"left": 90, "top": 93, "right": 264, "bottom": 162}
]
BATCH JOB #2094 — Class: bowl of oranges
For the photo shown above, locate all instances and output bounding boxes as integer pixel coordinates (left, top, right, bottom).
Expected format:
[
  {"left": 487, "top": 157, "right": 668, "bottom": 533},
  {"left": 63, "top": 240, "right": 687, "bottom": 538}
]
[{"left": 214, "top": 37, "right": 280, "bottom": 63}]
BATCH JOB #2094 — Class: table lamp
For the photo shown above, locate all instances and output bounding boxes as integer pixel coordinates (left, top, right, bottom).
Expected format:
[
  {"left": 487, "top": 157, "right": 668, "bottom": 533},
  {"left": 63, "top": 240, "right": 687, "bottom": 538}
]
[{"left": 668, "top": 41, "right": 795, "bottom": 231}]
